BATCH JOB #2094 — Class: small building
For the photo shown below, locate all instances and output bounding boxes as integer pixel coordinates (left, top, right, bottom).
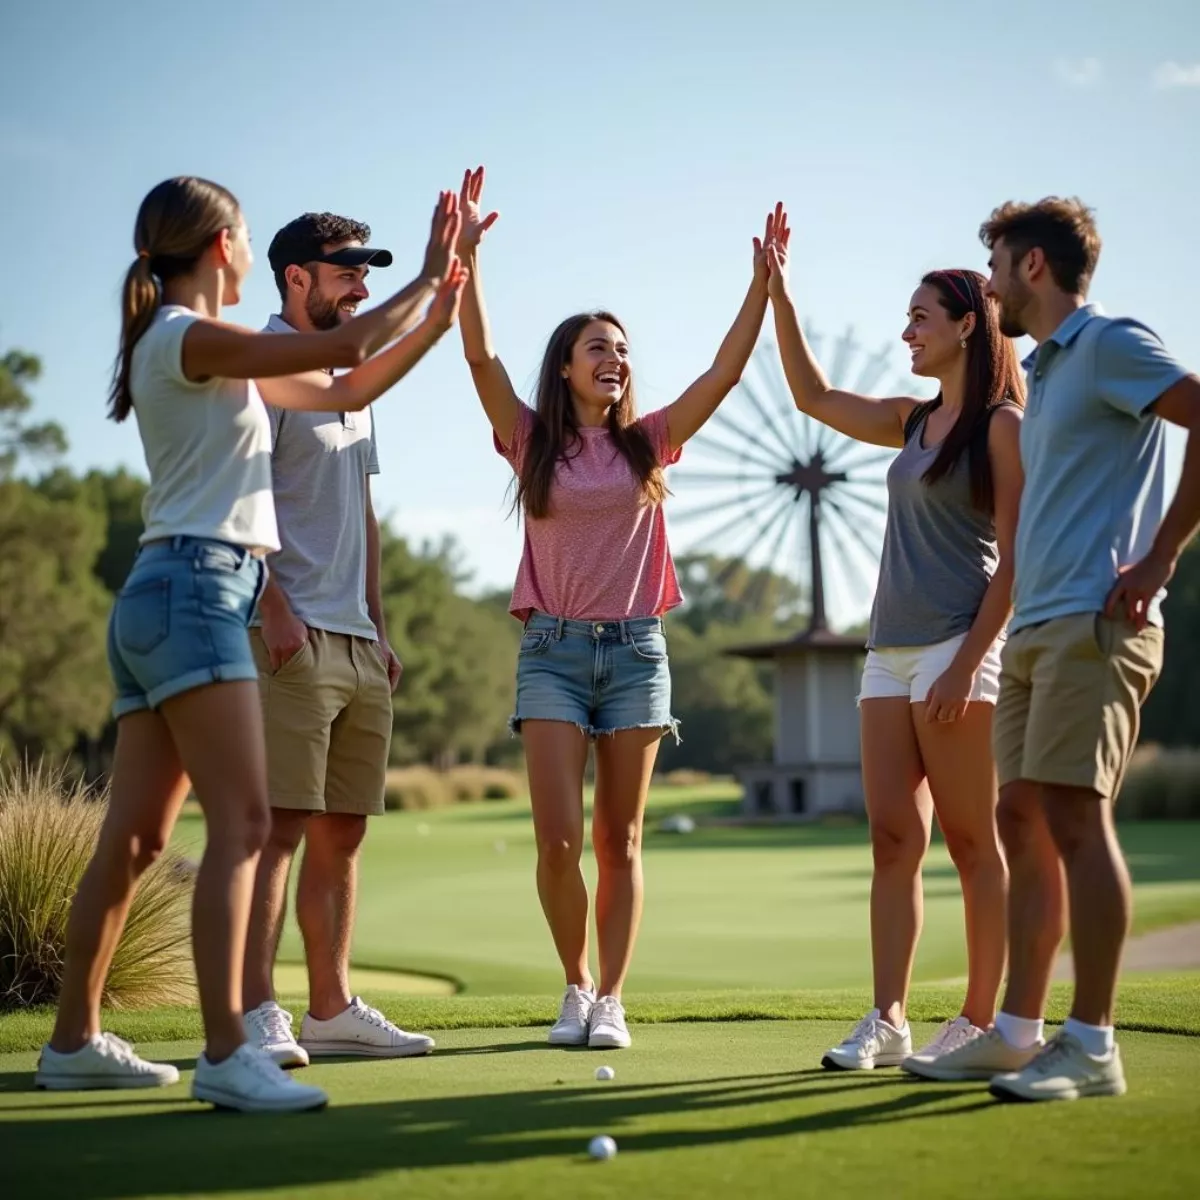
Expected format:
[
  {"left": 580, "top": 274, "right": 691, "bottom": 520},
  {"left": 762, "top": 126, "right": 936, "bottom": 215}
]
[{"left": 725, "top": 627, "right": 865, "bottom": 820}]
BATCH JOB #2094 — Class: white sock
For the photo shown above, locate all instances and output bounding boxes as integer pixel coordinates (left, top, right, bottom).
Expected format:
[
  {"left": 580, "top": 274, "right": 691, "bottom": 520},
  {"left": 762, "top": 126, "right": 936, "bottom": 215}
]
[
  {"left": 995, "top": 1011, "right": 1044, "bottom": 1049},
  {"left": 1062, "top": 1017, "right": 1115, "bottom": 1057}
]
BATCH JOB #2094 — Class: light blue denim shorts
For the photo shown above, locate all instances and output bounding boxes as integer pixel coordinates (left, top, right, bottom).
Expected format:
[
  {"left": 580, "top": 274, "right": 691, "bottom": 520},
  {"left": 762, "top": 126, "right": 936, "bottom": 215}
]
[
  {"left": 510, "top": 611, "right": 679, "bottom": 741},
  {"left": 107, "top": 535, "right": 267, "bottom": 719}
]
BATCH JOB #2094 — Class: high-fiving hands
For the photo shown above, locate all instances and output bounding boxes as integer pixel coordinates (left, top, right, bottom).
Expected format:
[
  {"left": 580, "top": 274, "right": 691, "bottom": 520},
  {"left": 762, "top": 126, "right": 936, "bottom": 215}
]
[
  {"left": 427, "top": 257, "right": 470, "bottom": 331},
  {"left": 421, "top": 191, "right": 464, "bottom": 284},
  {"left": 763, "top": 201, "right": 791, "bottom": 300},
  {"left": 458, "top": 166, "right": 500, "bottom": 256}
]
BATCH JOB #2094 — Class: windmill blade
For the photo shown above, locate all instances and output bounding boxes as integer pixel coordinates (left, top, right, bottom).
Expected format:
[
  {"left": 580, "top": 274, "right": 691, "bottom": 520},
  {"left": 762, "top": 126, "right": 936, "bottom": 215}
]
[
  {"left": 687, "top": 432, "right": 787, "bottom": 476},
  {"left": 714, "top": 489, "right": 797, "bottom": 595},
  {"left": 825, "top": 445, "right": 899, "bottom": 475},
  {"left": 851, "top": 343, "right": 895, "bottom": 395},
  {"left": 669, "top": 482, "right": 780, "bottom": 529},
  {"left": 825, "top": 494, "right": 886, "bottom": 575},
  {"left": 754, "top": 343, "right": 805, "bottom": 456},
  {"left": 827, "top": 326, "right": 861, "bottom": 391},
  {"left": 707, "top": 406, "right": 797, "bottom": 474},
  {"left": 670, "top": 470, "right": 768, "bottom": 488},
  {"left": 835, "top": 484, "right": 890, "bottom": 519},
  {"left": 821, "top": 503, "right": 878, "bottom": 616},
  {"left": 746, "top": 487, "right": 803, "bottom": 614},
  {"left": 738, "top": 375, "right": 801, "bottom": 463}
]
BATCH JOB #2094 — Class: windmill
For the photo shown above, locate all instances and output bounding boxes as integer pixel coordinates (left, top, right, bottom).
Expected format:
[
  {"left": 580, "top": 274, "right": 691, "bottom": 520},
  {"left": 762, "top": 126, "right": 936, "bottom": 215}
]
[{"left": 666, "top": 327, "right": 928, "bottom": 818}]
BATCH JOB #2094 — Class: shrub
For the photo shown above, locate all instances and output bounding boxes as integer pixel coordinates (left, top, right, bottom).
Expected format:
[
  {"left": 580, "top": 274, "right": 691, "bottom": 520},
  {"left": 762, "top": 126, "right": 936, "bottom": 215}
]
[
  {"left": 0, "top": 763, "right": 194, "bottom": 1011},
  {"left": 660, "top": 768, "right": 713, "bottom": 788},
  {"left": 383, "top": 767, "right": 452, "bottom": 812},
  {"left": 1117, "top": 745, "right": 1200, "bottom": 820},
  {"left": 445, "top": 765, "right": 526, "bottom": 803}
]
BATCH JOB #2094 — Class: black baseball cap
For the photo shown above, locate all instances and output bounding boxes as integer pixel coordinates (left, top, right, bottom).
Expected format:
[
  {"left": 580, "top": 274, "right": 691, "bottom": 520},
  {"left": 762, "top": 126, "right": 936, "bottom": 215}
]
[{"left": 267, "top": 212, "right": 393, "bottom": 275}]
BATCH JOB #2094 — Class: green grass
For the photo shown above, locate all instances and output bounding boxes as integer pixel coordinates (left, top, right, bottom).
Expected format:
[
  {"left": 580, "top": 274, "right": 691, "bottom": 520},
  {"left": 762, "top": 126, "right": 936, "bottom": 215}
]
[
  {"left": 168, "top": 783, "right": 1200, "bottom": 996},
  {"left": 3, "top": 1020, "right": 1198, "bottom": 1199},
  {"left": 3, "top": 784, "right": 1198, "bottom": 1198}
]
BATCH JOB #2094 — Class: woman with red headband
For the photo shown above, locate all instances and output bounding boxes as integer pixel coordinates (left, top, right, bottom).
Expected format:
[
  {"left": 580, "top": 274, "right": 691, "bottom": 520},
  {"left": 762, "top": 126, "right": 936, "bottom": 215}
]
[{"left": 764, "top": 219, "right": 1026, "bottom": 1074}]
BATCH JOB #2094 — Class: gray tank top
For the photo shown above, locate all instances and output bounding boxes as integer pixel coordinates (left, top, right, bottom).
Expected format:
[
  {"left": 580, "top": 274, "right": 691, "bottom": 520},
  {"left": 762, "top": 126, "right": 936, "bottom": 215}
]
[{"left": 867, "top": 402, "right": 1009, "bottom": 650}]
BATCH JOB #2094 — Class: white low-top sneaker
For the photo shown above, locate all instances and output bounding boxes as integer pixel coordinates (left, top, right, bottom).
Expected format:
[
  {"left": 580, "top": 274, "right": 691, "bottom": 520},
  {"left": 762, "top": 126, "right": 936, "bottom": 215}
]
[
  {"left": 548, "top": 984, "right": 596, "bottom": 1046},
  {"left": 192, "top": 1043, "right": 327, "bottom": 1112},
  {"left": 822, "top": 1009, "right": 912, "bottom": 1070},
  {"left": 989, "top": 1032, "right": 1126, "bottom": 1102},
  {"left": 35, "top": 1032, "right": 180, "bottom": 1091},
  {"left": 902, "top": 1015, "right": 986, "bottom": 1070},
  {"left": 588, "top": 995, "right": 632, "bottom": 1050},
  {"left": 903, "top": 1026, "right": 1042, "bottom": 1082},
  {"left": 244, "top": 1001, "right": 309, "bottom": 1069},
  {"left": 299, "top": 996, "right": 435, "bottom": 1059}
]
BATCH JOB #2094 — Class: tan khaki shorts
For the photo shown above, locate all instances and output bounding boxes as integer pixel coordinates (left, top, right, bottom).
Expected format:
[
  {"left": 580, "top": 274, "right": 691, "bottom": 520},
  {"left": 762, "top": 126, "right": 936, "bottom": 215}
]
[
  {"left": 993, "top": 612, "right": 1164, "bottom": 800},
  {"left": 249, "top": 627, "right": 392, "bottom": 816}
]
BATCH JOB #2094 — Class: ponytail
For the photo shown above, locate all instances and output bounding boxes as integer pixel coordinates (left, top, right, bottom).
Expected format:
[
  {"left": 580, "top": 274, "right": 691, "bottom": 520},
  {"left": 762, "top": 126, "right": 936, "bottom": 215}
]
[
  {"left": 106, "top": 176, "right": 243, "bottom": 424},
  {"left": 108, "top": 253, "right": 161, "bottom": 423}
]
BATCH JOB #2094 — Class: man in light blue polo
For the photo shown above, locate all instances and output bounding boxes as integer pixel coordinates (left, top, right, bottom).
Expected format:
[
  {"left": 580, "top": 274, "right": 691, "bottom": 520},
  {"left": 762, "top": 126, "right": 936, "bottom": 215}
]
[{"left": 913, "top": 196, "right": 1200, "bottom": 1100}]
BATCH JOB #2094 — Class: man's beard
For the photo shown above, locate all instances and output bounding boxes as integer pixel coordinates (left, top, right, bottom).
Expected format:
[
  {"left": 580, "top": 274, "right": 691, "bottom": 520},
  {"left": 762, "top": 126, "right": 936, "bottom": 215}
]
[
  {"left": 306, "top": 288, "right": 346, "bottom": 331},
  {"left": 998, "top": 280, "right": 1033, "bottom": 339}
]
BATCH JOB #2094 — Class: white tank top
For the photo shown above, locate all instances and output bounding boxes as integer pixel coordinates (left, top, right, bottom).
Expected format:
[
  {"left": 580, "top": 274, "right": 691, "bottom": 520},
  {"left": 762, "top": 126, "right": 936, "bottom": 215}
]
[{"left": 129, "top": 305, "right": 279, "bottom": 553}]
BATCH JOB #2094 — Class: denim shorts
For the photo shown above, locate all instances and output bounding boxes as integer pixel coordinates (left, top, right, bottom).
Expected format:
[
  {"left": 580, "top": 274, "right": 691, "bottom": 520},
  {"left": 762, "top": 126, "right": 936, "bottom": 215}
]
[
  {"left": 510, "top": 611, "right": 679, "bottom": 741},
  {"left": 107, "top": 536, "right": 267, "bottom": 719}
]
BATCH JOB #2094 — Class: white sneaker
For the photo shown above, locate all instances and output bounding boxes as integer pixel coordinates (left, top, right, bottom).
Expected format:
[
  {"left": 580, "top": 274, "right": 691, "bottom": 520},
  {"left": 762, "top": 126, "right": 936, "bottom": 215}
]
[
  {"left": 35, "top": 1032, "right": 180, "bottom": 1091},
  {"left": 822, "top": 1009, "right": 912, "bottom": 1070},
  {"left": 548, "top": 984, "right": 596, "bottom": 1046},
  {"left": 903, "top": 1025, "right": 1042, "bottom": 1082},
  {"left": 299, "top": 996, "right": 435, "bottom": 1059},
  {"left": 192, "top": 1043, "right": 327, "bottom": 1112},
  {"left": 588, "top": 995, "right": 632, "bottom": 1050},
  {"left": 989, "top": 1032, "right": 1126, "bottom": 1102},
  {"left": 902, "top": 1015, "right": 986, "bottom": 1071},
  {"left": 244, "top": 1001, "right": 309, "bottom": 1069}
]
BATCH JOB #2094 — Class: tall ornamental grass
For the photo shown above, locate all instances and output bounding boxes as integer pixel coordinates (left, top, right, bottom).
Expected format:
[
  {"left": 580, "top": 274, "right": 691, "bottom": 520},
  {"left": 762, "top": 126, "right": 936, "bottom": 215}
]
[{"left": 0, "top": 763, "right": 194, "bottom": 1011}]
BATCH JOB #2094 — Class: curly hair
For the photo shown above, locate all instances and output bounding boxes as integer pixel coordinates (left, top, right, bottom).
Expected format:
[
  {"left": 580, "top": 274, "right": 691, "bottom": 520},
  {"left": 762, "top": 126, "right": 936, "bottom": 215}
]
[{"left": 267, "top": 212, "right": 372, "bottom": 300}]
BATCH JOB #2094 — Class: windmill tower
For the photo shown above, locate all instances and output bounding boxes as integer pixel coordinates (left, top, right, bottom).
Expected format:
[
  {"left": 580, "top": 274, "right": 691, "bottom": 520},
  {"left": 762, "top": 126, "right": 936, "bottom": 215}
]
[{"left": 667, "top": 328, "right": 923, "bottom": 818}]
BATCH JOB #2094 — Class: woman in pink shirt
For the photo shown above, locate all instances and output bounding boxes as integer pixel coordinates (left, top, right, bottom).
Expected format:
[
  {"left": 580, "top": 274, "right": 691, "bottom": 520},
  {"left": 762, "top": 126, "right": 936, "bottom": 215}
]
[{"left": 456, "top": 167, "right": 778, "bottom": 1050}]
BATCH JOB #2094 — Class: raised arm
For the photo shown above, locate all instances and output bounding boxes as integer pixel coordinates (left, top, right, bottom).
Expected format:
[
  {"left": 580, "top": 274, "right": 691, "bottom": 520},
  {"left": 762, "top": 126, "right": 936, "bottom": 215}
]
[
  {"left": 257, "top": 262, "right": 468, "bottom": 413},
  {"left": 455, "top": 166, "right": 521, "bottom": 448},
  {"left": 181, "top": 190, "right": 462, "bottom": 384},
  {"left": 662, "top": 208, "right": 775, "bottom": 452},
  {"left": 766, "top": 217, "right": 918, "bottom": 449}
]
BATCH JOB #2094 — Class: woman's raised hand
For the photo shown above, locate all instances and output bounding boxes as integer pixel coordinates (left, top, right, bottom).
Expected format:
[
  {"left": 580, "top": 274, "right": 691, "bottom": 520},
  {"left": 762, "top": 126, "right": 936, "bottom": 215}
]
[
  {"left": 764, "top": 202, "right": 791, "bottom": 300},
  {"left": 457, "top": 166, "right": 500, "bottom": 256}
]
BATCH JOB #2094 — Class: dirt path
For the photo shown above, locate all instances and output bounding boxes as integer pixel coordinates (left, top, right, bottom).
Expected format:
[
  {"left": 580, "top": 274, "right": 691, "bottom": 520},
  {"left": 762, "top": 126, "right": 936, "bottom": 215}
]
[{"left": 1052, "top": 921, "right": 1200, "bottom": 980}]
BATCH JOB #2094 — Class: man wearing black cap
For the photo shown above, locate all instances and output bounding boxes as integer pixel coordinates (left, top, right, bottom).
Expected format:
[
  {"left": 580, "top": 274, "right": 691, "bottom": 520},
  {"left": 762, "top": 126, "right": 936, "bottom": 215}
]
[{"left": 242, "top": 212, "right": 435, "bottom": 1067}]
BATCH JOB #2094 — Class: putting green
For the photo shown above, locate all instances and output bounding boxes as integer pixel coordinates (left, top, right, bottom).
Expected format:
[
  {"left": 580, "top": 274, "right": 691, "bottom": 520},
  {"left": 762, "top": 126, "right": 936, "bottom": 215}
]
[
  {"left": 272, "top": 962, "right": 455, "bottom": 998},
  {"left": 2, "top": 1021, "right": 1197, "bottom": 1199}
]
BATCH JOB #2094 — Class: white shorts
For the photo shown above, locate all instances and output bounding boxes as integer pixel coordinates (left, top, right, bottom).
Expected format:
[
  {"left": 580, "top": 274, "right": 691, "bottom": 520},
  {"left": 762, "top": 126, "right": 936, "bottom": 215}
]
[{"left": 858, "top": 632, "right": 1003, "bottom": 706}]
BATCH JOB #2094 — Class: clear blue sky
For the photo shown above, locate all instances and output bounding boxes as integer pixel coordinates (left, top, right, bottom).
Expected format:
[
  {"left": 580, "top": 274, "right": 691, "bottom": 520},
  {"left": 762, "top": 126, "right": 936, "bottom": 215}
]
[{"left": 3, "top": 0, "right": 1197, "bottom": 626}]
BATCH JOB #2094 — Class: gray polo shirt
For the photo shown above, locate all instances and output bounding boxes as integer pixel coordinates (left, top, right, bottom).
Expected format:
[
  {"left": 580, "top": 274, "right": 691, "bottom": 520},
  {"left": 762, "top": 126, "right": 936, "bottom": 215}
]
[
  {"left": 1012, "top": 303, "right": 1188, "bottom": 634},
  {"left": 251, "top": 313, "right": 381, "bottom": 640}
]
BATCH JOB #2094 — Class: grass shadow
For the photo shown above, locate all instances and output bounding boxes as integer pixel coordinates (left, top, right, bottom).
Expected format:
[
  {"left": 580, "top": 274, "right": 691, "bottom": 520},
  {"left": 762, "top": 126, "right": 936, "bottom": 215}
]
[{"left": 4, "top": 1066, "right": 995, "bottom": 1198}]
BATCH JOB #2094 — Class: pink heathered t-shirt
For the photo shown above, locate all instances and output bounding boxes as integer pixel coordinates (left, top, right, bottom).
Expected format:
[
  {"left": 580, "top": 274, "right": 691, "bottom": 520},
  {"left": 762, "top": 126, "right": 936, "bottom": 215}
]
[{"left": 495, "top": 402, "right": 684, "bottom": 623}]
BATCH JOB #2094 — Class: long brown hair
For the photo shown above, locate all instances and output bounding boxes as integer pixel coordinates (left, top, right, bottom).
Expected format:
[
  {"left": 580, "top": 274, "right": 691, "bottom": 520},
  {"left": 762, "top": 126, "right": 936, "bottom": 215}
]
[
  {"left": 515, "top": 312, "right": 666, "bottom": 520},
  {"left": 908, "top": 269, "right": 1025, "bottom": 514},
  {"left": 108, "top": 176, "right": 242, "bottom": 423}
]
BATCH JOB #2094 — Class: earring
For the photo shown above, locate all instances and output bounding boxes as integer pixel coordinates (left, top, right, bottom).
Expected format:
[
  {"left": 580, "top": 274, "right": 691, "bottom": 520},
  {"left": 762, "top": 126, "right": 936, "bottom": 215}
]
[{"left": 960, "top": 338, "right": 968, "bottom": 348}]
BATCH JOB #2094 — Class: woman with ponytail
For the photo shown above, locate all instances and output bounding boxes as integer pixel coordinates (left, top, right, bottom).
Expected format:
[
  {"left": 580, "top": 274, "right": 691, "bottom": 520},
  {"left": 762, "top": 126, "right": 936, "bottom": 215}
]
[
  {"left": 35, "top": 176, "right": 466, "bottom": 1113},
  {"left": 762, "top": 219, "right": 1027, "bottom": 1077}
]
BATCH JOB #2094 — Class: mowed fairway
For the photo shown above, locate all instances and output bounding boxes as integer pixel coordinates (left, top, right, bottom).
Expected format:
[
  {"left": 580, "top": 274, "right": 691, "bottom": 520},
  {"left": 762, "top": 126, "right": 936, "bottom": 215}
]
[
  {"left": 179, "top": 782, "right": 1200, "bottom": 996},
  {"left": 2, "top": 783, "right": 1198, "bottom": 1198}
]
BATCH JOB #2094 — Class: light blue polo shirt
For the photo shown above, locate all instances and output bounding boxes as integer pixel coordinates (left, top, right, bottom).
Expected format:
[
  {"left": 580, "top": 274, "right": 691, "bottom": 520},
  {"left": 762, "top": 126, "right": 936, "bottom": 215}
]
[{"left": 1011, "top": 303, "right": 1188, "bottom": 634}]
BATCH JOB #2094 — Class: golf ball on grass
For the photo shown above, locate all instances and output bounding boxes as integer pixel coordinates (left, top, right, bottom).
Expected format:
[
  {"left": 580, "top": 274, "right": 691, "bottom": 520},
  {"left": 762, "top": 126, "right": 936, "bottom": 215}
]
[
  {"left": 595, "top": 1065, "right": 615, "bottom": 1081},
  {"left": 588, "top": 1135, "right": 617, "bottom": 1160}
]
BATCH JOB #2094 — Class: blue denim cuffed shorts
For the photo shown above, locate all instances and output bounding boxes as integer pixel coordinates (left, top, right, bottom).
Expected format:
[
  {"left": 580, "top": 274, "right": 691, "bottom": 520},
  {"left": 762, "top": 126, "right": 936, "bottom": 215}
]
[
  {"left": 107, "top": 535, "right": 267, "bottom": 719},
  {"left": 510, "top": 611, "right": 679, "bottom": 741}
]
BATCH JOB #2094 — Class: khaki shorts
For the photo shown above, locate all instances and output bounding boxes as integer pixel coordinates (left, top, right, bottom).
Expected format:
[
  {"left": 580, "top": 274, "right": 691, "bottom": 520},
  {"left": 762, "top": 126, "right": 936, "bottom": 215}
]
[
  {"left": 250, "top": 627, "right": 392, "bottom": 816},
  {"left": 993, "top": 612, "right": 1164, "bottom": 800}
]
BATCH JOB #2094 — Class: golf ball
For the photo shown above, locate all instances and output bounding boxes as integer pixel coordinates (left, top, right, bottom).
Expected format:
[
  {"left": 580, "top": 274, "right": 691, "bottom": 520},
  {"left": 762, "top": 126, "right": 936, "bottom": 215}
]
[
  {"left": 595, "top": 1065, "right": 615, "bottom": 1081},
  {"left": 588, "top": 1135, "right": 617, "bottom": 1160}
]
